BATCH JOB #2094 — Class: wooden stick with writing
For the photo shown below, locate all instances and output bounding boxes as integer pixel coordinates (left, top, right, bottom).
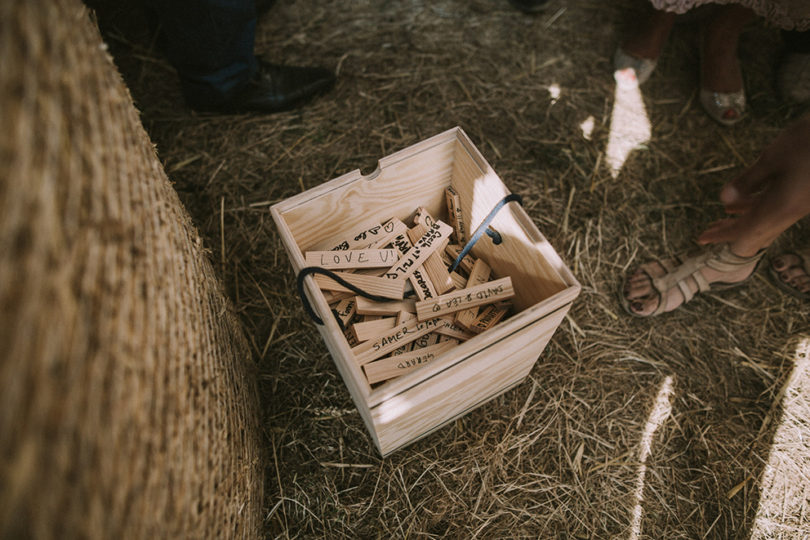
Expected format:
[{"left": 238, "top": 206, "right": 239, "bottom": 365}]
[
  {"left": 344, "top": 327, "right": 360, "bottom": 348},
  {"left": 414, "top": 277, "right": 514, "bottom": 321},
  {"left": 363, "top": 341, "right": 455, "bottom": 384},
  {"left": 351, "top": 317, "right": 447, "bottom": 365},
  {"left": 454, "top": 258, "right": 491, "bottom": 330},
  {"left": 389, "top": 232, "right": 437, "bottom": 301},
  {"left": 408, "top": 210, "right": 454, "bottom": 294},
  {"left": 314, "top": 272, "right": 406, "bottom": 300},
  {"left": 410, "top": 331, "right": 441, "bottom": 350},
  {"left": 389, "top": 311, "right": 416, "bottom": 356},
  {"left": 445, "top": 186, "right": 466, "bottom": 245},
  {"left": 445, "top": 244, "right": 475, "bottom": 274},
  {"left": 366, "top": 218, "right": 408, "bottom": 249},
  {"left": 355, "top": 297, "right": 416, "bottom": 316},
  {"left": 468, "top": 304, "right": 510, "bottom": 334},
  {"left": 332, "top": 298, "right": 356, "bottom": 327},
  {"left": 352, "top": 317, "right": 397, "bottom": 343},
  {"left": 322, "top": 221, "right": 381, "bottom": 251},
  {"left": 305, "top": 249, "right": 399, "bottom": 269},
  {"left": 384, "top": 220, "right": 454, "bottom": 282},
  {"left": 435, "top": 316, "right": 476, "bottom": 341}
]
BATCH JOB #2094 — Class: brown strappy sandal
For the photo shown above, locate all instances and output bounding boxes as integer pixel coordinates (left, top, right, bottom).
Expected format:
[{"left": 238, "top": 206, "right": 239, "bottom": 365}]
[
  {"left": 620, "top": 243, "right": 765, "bottom": 318},
  {"left": 768, "top": 249, "right": 810, "bottom": 301}
]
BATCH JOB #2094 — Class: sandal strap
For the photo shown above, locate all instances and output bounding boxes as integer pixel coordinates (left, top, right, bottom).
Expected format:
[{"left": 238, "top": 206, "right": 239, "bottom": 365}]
[
  {"left": 704, "top": 244, "right": 765, "bottom": 272},
  {"left": 649, "top": 244, "right": 763, "bottom": 314}
]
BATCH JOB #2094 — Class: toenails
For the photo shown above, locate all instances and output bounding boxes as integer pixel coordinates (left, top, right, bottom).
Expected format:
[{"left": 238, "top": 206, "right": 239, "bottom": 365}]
[
  {"left": 768, "top": 250, "right": 810, "bottom": 301},
  {"left": 722, "top": 109, "right": 739, "bottom": 120}
]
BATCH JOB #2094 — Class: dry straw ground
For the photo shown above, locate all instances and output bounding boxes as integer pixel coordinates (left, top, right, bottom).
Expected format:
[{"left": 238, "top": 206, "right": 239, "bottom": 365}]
[{"left": 96, "top": 0, "right": 810, "bottom": 537}]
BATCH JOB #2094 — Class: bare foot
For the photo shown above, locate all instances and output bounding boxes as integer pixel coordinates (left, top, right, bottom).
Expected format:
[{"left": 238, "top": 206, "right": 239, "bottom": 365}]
[
  {"left": 623, "top": 246, "right": 761, "bottom": 316},
  {"left": 771, "top": 252, "right": 810, "bottom": 298}
]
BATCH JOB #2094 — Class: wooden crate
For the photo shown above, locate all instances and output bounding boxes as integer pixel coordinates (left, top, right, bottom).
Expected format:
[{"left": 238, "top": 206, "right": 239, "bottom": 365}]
[{"left": 271, "top": 127, "right": 580, "bottom": 456}]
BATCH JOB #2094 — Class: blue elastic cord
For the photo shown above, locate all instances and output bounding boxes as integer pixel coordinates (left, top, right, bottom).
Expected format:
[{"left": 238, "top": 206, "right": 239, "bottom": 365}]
[
  {"left": 297, "top": 266, "right": 394, "bottom": 326},
  {"left": 448, "top": 193, "right": 523, "bottom": 274},
  {"left": 485, "top": 228, "right": 502, "bottom": 243}
]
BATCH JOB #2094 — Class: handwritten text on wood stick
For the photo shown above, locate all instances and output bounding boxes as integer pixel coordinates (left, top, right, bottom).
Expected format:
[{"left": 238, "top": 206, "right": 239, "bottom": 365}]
[
  {"left": 333, "top": 298, "right": 356, "bottom": 327},
  {"left": 469, "top": 305, "right": 509, "bottom": 334},
  {"left": 455, "top": 258, "right": 491, "bottom": 329},
  {"left": 363, "top": 341, "right": 455, "bottom": 384},
  {"left": 384, "top": 221, "right": 453, "bottom": 281},
  {"left": 445, "top": 186, "right": 466, "bottom": 244},
  {"left": 408, "top": 220, "right": 453, "bottom": 294},
  {"left": 415, "top": 277, "right": 514, "bottom": 321},
  {"left": 305, "top": 249, "right": 399, "bottom": 269},
  {"left": 389, "top": 232, "right": 436, "bottom": 300},
  {"left": 351, "top": 317, "right": 446, "bottom": 365},
  {"left": 367, "top": 218, "right": 408, "bottom": 249},
  {"left": 329, "top": 220, "right": 402, "bottom": 251}
]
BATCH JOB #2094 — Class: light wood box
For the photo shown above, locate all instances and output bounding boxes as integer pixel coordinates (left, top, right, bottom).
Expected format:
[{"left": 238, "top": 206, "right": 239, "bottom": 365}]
[{"left": 271, "top": 127, "right": 580, "bottom": 456}]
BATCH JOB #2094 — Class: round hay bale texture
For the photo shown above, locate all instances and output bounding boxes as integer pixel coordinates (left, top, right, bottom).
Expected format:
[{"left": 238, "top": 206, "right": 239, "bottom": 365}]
[{"left": 0, "top": 1, "right": 263, "bottom": 538}]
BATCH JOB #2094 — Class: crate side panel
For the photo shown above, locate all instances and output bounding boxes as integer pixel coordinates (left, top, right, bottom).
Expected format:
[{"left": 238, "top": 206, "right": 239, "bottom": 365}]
[
  {"left": 379, "top": 379, "right": 524, "bottom": 458},
  {"left": 449, "top": 141, "right": 567, "bottom": 310},
  {"left": 372, "top": 304, "right": 571, "bottom": 454},
  {"left": 314, "top": 323, "right": 379, "bottom": 448},
  {"left": 273, "top": 206, "right": 376, "bottom": 403},
  {"left": 279, "top": 140, "right": 457, "bottom": 253},
  {"left": 368, "top": 288, "right": 579, "bottom": 407}
]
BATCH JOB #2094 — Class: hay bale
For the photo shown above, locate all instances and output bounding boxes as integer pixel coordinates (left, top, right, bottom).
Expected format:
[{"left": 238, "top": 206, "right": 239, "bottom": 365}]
[{"left": 0, "top": 1, "right": 263, "bottom": 538}]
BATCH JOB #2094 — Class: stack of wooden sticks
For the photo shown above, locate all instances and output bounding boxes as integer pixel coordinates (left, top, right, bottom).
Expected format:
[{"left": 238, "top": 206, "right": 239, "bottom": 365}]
[{"left": 305, "top": 187, "right": 515, "bottom": 385}]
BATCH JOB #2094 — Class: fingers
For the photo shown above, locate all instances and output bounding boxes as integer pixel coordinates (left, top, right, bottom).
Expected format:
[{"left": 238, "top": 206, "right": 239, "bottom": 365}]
[
  {"left": 697, "top": 218, "right": 739, "bottom": 245},
  {"left": 719, "top": 153, "right": 777, "bottom": 212}
]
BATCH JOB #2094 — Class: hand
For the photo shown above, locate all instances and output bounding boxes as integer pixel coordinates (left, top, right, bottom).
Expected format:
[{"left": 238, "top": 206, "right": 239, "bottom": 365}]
[{"left": 698, "top": 114, "right": 810, "bottom": 256}]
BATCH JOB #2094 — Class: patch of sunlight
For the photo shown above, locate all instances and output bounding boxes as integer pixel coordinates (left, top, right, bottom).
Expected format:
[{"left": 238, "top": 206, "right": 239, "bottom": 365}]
[
  {"left": 629, "top": 375, "right": 674, "bottom": 540},
  {"left": 580, "top": 116, "right": 595, "bottom": 141},
  {"left": 548, "top": 83, "right": 560, "bottom": 104},
  {"left": 374, "top": 393, "right": 415, "bottom": 424},
  {"left": 750, "top": 337, "right": 810, "bottom": 539},
  {"left": 605, "top": 74, "right": 651, "bottom": 178}
]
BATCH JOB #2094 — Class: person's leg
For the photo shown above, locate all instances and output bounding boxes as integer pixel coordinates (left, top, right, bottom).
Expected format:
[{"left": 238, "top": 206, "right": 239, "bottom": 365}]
[
  {"left": 145, "top": 0, "right": 335, "bottom": 113},
  {"left": 146, "top": 0, "right": 258, "bottom": 109},
  {"left": 701, "top": 5, "right": 754, "bottom": 93},
  {"left": 699, "top": 5, "right": 755, "bottom": 124},
  {"left": 622, "top": 242, "right": 763, "bottom": 317},
  {"left": 623, "top": 114, "right": 810, "bottom": 315},
  {"left": 779, "top": 30, "right": 810, "bottom": 104},
  {"left": 621, "top": 8, "right": 677, "bottom": 61},
  {"left": 614, "top": 8, "right": 677, "bottom": 85}
]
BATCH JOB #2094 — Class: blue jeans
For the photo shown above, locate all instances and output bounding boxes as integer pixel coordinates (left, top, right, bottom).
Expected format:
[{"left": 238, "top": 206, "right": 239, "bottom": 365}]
[{"left": 146, "top": 0, "right": 258, "bottom": 107}]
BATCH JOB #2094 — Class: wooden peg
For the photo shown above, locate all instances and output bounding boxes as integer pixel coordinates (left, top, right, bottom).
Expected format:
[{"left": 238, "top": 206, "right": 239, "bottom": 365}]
[
  {"left": 415, "top": 277, "right": 514, "bottom": 321},
  {"left": 444, "top": 186, "right": 466, "bottom": 245},
  {"left": 363, "top": 341, "right": 455, "bottom": 384},
  {"left": 351, "top": 317, "right": 447, "bottom": 365}
]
